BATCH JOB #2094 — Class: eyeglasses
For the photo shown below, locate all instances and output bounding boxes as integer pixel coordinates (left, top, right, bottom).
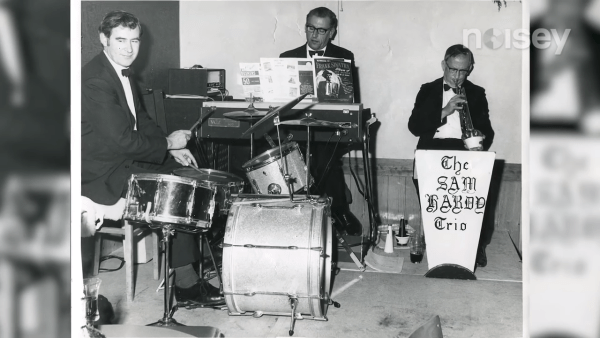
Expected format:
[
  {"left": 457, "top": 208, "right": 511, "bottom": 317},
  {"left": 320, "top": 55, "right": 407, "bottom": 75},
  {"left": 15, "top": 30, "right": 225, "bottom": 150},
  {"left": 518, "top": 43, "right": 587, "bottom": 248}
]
[
  {"left": 305, "top": 25, "right": 330, "bottom": 35},
  {"left": 444, "top": 61, "right": 470, "bottom": 76}
]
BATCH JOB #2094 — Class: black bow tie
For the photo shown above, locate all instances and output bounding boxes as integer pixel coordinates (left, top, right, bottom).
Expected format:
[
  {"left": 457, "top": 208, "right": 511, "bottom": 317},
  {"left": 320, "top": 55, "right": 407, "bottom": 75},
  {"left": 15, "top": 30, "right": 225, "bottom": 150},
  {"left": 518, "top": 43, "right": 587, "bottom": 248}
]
[
  {"left": 444, "top": 84, "right": 459, "bottom": 94},
  {"left": 121, "top": 68, "right": 133, "bottom": 77},
  {"left": 309, "top": 50, "right": 324, "bottom": 57}
]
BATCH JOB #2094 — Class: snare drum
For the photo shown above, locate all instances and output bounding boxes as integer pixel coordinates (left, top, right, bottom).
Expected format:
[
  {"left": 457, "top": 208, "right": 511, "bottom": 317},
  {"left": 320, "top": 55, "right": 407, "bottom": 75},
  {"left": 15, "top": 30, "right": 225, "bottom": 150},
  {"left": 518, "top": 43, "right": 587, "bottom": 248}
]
[
  {"left": 242, "top": 142, "right": 312, "bottom": 195},
  {"left": 222, "top": 195, "right": 332, "bottom": 320},
  {"left": 173, "top": 168, "right": 245, "bottom": 215},
  {"left": 123, "top": 173, "right": 216, "bottom": 232}
]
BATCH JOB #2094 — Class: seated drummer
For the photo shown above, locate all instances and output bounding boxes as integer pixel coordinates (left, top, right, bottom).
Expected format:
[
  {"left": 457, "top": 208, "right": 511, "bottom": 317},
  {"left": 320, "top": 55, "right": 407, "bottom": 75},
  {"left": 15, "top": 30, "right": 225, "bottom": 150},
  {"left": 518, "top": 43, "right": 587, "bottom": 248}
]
[
  {"left": 280, "top": 7, "right": 361, "bottom": 235},
  {"left": 81, "top": 10, "right": 222, "bottom": 307}
]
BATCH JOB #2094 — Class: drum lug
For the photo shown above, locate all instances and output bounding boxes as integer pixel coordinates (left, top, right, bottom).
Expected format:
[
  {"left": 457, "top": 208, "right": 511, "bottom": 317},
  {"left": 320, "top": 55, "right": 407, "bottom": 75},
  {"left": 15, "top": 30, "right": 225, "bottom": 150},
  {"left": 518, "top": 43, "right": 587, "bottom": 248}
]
[{"left": 251, "top": 179, "right": 261, "bottom": 194}]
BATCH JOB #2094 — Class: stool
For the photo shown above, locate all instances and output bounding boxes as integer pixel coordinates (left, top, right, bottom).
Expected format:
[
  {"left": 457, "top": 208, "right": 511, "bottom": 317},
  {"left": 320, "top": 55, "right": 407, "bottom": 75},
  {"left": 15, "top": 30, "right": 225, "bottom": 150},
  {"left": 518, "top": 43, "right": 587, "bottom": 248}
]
[{"left": 93, "top": 220, "right": 161, "bottom": 302}]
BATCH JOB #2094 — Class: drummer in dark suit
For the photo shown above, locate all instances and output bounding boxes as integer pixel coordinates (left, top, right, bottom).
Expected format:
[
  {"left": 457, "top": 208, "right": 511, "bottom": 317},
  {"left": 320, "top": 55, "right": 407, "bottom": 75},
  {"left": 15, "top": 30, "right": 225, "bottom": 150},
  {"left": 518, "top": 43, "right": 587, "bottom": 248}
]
[
  {"left": 81, "top": 10, "right": 222, "bottom": 306},
  {"left": 280, "top": 7, "right": 361, "bottom": 235}
]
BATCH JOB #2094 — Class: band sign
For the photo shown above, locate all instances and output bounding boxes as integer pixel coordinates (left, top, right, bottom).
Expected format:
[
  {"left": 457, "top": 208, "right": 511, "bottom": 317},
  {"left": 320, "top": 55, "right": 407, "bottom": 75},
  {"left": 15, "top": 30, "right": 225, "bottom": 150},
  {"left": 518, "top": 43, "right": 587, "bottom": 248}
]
[{"left": 415, "top": 150, "right": 495, "bottom": 271}]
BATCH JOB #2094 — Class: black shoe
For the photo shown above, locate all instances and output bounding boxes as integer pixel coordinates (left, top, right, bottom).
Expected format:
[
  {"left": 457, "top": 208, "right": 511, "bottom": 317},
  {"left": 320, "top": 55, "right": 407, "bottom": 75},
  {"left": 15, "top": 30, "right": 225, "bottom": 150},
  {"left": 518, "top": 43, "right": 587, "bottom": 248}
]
[
  {"left": 476, "top": 245, "right": 487, "bottom": 267},
  {"left": 175, "top": 280, "right": 225, "bottom": 308}
]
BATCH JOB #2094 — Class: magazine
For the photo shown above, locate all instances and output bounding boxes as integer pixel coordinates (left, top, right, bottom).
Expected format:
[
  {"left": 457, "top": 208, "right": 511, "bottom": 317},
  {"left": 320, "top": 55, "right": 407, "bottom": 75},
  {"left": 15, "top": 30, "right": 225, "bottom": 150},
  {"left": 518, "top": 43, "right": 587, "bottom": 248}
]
[
  {"left": 239, "top": 63, "right": 264, "bottom": 102},
  {"left": 313, "top": 57, "right": 354, "bottom": 103},
  {"left": 259, "top": 58, "right": 316, "bottom": 102}
]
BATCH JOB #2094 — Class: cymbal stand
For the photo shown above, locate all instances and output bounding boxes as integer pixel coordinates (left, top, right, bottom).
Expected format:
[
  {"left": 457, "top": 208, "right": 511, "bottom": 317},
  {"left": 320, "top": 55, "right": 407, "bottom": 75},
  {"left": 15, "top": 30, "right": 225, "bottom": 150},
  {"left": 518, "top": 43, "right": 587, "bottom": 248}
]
[
  {"left": 305, "top": 122, "right": 312, "bottom": 200},
  {"left": 250, "top": 120, "right": 255, "bottom": 159},
  {"left": 273, "top": 115, "right": 295, "bottom": 202},
  {"left": 148, "top": 224, "right": 183, "bottom": 327}
]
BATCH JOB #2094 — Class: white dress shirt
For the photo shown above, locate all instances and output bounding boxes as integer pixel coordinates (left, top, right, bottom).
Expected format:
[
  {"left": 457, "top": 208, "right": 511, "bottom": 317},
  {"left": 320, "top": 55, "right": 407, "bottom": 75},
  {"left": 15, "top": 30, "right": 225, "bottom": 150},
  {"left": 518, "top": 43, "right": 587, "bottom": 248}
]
[
  {"left": 104, "top": 51, "right": 137, "bottom": 130},
  {"left": 434, "top": 80, "right": 462, "bottom": 139}
]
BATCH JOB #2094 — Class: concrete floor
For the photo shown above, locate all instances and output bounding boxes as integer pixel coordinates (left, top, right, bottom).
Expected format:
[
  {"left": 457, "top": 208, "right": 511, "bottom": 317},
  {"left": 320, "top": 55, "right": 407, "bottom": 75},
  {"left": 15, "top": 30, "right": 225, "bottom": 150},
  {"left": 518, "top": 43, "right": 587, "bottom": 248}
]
[{"left": 92, "top": 229, "right": 522, "bottom": 337}]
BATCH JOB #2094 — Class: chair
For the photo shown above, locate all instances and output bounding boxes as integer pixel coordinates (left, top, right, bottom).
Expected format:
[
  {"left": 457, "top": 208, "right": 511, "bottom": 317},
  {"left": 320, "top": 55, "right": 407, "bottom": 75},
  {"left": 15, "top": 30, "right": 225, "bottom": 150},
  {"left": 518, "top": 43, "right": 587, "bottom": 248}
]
[{"left": 93, "top": 222, "right": 161, "bottom": 302}]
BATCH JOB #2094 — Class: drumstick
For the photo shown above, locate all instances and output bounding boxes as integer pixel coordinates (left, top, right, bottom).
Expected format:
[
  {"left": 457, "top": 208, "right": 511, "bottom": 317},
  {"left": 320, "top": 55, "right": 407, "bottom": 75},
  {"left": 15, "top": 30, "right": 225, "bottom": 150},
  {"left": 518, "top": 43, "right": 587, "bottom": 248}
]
[
  {"left": 188, "top": 161, "right": 204, "bottom": 173},
  {"left": 189, "top": 118, "right": 202, "bottom": 132},
  {"left": 190, "top": 106, "right": 217, "bottom": 131}
]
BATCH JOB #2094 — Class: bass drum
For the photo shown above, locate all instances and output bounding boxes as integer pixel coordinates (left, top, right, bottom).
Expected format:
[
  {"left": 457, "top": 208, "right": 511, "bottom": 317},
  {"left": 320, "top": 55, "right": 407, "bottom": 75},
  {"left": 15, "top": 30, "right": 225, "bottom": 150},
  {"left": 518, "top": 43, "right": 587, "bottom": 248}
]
[{"left": 222, "top": 195, "right": 332, "bottom": 320}]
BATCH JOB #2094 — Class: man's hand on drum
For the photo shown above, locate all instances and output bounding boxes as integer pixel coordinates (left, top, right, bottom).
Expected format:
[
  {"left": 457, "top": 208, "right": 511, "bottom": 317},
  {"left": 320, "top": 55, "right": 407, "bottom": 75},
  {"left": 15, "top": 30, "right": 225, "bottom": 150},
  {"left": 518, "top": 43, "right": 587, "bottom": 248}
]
[
  {"left": 166, "top": 130, "right": 192, "bottom": 150},
  {"left": 170, "top": 148, "right": 198, "bottom": 168}
]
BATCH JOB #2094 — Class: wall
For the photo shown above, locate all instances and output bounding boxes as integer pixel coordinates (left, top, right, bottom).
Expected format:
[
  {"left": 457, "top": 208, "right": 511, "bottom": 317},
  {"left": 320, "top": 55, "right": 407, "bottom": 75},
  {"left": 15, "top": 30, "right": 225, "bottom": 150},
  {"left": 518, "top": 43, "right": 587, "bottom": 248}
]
[
  {"left": 180, "top": 1, "right": 523, "bottom": 163},
  {"left": 81, "top": 1, "right": 180, "bottom": 91}
]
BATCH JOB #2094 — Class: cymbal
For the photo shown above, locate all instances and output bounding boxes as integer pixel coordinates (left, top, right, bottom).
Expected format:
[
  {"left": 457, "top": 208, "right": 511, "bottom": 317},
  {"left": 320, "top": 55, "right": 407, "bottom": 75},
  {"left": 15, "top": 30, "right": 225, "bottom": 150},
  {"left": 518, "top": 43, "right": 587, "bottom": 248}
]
[
  {"left": 240, "top": 92, "right": 310, "bottom": 138},
  {"left": 223, "top": 110, "right": 268, "bottom": 120},
  {"left": 279, "top": 118, "right": 357, "bottom": 129}
]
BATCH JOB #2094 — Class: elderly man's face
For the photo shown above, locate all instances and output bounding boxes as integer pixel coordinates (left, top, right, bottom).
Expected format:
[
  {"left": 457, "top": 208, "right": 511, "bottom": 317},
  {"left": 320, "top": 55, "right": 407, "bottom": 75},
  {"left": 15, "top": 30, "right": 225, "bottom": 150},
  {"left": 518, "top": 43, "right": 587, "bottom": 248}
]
[
  {"left": 100, "top": 25, "right": 140, "bottom": 68},
  {"left": 305, "top": 15, "right": 335, "bottom": 51},
  {"left": 441, "top": 54, "right": 472, "bottom": 88}
]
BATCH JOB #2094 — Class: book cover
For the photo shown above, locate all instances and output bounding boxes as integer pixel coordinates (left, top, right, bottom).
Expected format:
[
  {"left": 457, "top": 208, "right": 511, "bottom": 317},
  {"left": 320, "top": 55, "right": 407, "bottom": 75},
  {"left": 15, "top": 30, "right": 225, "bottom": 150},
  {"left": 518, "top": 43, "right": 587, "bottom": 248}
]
[
  {"left": 259, "top": 58, "right": 315, "bottom": 102},
  {"left": 313, "top": 57, "right": 354, "bottom": 103},
  {"left": 239, "top": 63, "right": 264, "bottom": 102}
]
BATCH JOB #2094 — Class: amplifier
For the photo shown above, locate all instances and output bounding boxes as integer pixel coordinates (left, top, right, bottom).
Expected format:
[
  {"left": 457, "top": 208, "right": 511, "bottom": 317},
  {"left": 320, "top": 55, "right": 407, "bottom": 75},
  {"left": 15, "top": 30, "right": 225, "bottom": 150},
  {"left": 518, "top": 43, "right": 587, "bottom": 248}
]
[
  {"left": 198, "top": 102, "right": 369, "bottom": 144},
  {"left": 168, "top": 68, "right": 226, "bottom": 96}
]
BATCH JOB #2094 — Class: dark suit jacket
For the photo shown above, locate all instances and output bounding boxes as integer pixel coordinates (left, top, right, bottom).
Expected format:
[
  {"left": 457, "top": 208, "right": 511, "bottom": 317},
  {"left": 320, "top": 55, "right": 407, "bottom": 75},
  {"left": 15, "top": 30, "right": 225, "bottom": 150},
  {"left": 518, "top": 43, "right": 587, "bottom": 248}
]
[
  {"left": 408, "top": 77, "right": 494, "bottom": 151},
  {"left": 280, "top": 43, "right": 358, "bottom": 103},
  {"left": 81, "top": 52, "right": 168, "bottom": 205},
  {"left": 317, "top": 80, "right": 340, "bottom": 99}
]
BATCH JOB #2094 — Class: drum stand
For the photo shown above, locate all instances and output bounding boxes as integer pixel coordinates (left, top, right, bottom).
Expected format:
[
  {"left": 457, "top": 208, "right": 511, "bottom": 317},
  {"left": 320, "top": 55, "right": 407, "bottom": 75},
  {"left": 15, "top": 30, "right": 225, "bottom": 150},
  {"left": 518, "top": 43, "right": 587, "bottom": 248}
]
[
  {"left": 273, "top": 115, "right": 366, "bottom": 273},
  {"left": 148, "top": 224, "right": 183, "bottom": 327}
]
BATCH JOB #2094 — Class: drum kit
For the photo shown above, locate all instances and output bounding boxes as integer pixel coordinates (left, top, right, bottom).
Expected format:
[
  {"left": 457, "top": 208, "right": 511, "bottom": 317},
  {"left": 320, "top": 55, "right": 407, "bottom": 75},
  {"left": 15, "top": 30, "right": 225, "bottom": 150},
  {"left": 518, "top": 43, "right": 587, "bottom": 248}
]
[{"left": 122, "top": 94, "right": 360, "bottom": 335}]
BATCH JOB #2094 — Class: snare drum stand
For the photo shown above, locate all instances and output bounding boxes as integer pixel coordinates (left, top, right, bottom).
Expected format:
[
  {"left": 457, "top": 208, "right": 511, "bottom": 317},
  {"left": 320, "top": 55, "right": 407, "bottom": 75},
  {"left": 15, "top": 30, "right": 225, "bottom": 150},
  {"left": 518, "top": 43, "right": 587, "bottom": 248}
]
[{"left": 148, "top": 224, "right": 183, "bottom": 327}]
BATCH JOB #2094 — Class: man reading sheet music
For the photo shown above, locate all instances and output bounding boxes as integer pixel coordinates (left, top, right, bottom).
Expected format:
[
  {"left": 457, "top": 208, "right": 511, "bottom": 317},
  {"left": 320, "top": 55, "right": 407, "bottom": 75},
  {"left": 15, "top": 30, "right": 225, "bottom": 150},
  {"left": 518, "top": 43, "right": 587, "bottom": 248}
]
[{"left": 280, "top": 7, "right": 361, "bottom": 236}]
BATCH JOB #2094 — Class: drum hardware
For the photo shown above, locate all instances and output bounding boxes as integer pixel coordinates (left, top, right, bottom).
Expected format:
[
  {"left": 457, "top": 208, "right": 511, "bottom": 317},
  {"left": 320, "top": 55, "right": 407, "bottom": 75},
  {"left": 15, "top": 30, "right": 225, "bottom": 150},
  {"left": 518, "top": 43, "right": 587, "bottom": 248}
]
[
  {"left": 223, "top": 101, "right": 268, "bottom": 158},
  {"left": 264, "top": 133, "right": 277, "bottom": 148},
  {"left": 289, "top": 296, "right": 299, "bottom": 336},
  {"left": 148, "top": 224, "right": 184, "bottom": 327},
  {"left": 333, "top": 222, "right": 366, "bottom": 271}
]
